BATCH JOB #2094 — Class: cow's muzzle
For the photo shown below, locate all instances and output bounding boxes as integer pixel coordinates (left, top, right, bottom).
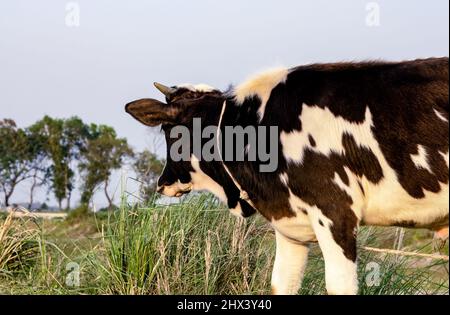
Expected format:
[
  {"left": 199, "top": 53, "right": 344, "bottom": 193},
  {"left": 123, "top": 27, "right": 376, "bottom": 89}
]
[{"left": 157, "top": 182, "right": 193, "bottom": 197}]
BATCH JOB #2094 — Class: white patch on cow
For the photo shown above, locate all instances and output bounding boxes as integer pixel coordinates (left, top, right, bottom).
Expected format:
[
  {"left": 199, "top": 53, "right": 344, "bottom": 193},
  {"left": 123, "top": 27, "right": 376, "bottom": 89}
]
[
  {"left": 434, "top": 108, "right": 448, "bottom": 122},
  {"left": 190, "top": 155, "right": 244, "bottom": 217},
  {"left": 368, "top": 181, "right": 449, "bottom": 227},
  {"left": 308, "top": 206, "right": 358, "bottom": 295},
  {"left": 411, "top": 145, "right": 432, "bottom": 173},
  {"left": 190, "top": 155, "right": 227, "bottom": 202},
  {"left": 233, "top": 67, "right": 289, "bottom": 120},
  {"left": 332, "top": 170, "right": 361, "bottom": 218},
  {"left": 333, "top": 171, "right": 349, "bottom": 192},
  {"left": 440, "top": 151, "right": 449, "bottom": 168},
  {"left": 280, "top": 103, "right": 449, "bottom": 229},
  {"left": 334, "top": 167, "right": 366, "bottom": 221},
  {"left": 279, "top": 172, "right": 289, "bottom": 186},
  {"left": 177, "top": 83, "right": 217, "bottom": 93},
  {"left": 271, "top": 230, "right": 309, "bottom": 295},
  {"left": 281, "top": 105, "right": 373, "bottom": 163},
  {"left": 228, "top": 204, "right": 244, "bottom": 217}
]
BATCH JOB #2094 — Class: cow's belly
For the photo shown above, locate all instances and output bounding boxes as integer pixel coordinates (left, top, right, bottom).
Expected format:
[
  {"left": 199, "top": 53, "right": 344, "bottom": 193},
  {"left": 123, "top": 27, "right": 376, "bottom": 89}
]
[
  {"left": 363, "top": 177, "right": 449, "bottom": 229},
  {"left": 271, "top": 214, "right": 317, "bottom": 244}
]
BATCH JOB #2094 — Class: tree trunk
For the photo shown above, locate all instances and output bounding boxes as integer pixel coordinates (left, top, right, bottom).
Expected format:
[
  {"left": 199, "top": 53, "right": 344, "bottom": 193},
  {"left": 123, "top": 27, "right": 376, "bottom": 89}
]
[
  {"left": 4, "top": 186, "right": 15, "bottom": 207},
  {"left": 4, "top": 194, "right": 10, "bottom": 207},
  {"left": 66, "top": 191, "right": 72, "bottom": 211},
  {"left": 28, "top": 173, "right": 38, "bottom": 209},
  {"left": 28, "top": 187, "right": 35, "bottom": 210},
  {"left": 58, "top": 199, "right": 62, "bottom": 211},
  {"left": 63, "top": 162, "right": 69, "bottom": 211},
  {"left": 104, "top": 180, "right": 113, "bottom": 209}
]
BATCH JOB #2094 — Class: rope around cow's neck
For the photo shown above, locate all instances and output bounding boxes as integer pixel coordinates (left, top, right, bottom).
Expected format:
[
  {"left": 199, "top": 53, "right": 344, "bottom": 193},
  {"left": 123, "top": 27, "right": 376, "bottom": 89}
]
[{"left": 216, "top": 100, "right": 256, "bottom": 209}]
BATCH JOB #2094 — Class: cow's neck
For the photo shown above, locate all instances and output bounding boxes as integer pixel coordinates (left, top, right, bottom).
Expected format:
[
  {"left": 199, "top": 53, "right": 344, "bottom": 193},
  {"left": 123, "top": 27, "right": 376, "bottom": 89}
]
[{"left": 218, "top": 97, "right": 274, "bottom": 213}]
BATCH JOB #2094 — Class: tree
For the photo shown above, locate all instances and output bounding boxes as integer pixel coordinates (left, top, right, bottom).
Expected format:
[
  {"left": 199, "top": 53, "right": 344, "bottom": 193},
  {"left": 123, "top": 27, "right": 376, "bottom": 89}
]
[
  {"left": 25, "top": 127, "right": 50, "bottom": 209},
  {"left": 133, "top": 150, "right": 164, "bottom": 201},
  {"left": 29, "top": 117, "right": 65, "bottom": 210},
  {"left": 79, "top": 125, "right": 133, "bottom": 208},
  {"left": 0, "top": 119, "right": 34, "bottom": 206},
  {"left": 61, "top": 117, "right": 89, "bottom": 209},
  {"left": 29, "top": 116, "right": 88, "bottom": 210}
]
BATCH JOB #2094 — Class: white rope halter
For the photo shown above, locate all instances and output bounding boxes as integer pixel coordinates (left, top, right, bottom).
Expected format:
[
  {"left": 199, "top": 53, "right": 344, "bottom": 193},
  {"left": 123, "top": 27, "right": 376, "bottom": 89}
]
[{"left": 216, "top": 100, "right": 256, "bottom": 208}]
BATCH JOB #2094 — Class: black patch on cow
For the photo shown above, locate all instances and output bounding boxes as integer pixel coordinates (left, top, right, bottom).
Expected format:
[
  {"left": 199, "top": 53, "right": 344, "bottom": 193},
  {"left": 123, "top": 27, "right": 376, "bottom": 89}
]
[
  {"left": 393, "top": 220, "right": 417, "bottom": 228},
  {"left": 394, "top": 214, "right": 449, "bottom": 230},
  {"left": 357, "top": 180, "right": 365, "bottom": 196},
  {"left": 341, "top": 133, "right": 383, "bottom": 183},
  {"left": 157, "top": 125, "right": 195, "bottom": 187},
  {"left": 282, "top": 149, "right": 359, "bottom": 261},
  {"left": 221, "top": 96, "right": 296, "bottom": 220},
  {"left": 308, "top": 134, "right": 316, "bottom": 147},
  {"left": 318, "top": 219, "right": 324, "bottom": 227},
  {"left": 168, "top": 87, "right": 222, "bottom": 104},
  {"left": 238, "top": 199, "right": 257, "bottom": 217}
]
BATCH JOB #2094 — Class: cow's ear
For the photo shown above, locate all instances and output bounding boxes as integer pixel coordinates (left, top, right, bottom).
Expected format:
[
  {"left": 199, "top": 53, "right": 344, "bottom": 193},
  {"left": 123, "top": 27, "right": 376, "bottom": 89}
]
[{"left": 125, "top": 98, "right": 180, "bottom": 127}]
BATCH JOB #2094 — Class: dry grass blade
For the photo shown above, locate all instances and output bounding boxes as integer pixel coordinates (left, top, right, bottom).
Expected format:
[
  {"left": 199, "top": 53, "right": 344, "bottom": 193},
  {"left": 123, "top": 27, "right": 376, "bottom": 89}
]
[
  {"left": 361, "top": 246, "right": 449, "bottom": 261},
  {"left": 0, "top": 212, "right": 14, "bottom": 243},
  {"left": 0, "top": 211, "right": 40, "bottom": 273}
]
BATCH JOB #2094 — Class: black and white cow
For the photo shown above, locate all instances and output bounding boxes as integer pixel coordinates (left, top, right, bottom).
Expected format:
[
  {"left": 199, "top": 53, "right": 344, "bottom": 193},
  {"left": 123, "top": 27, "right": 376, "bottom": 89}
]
[{"left": 126, "top": 58, "right": 449, "bottom": 295}]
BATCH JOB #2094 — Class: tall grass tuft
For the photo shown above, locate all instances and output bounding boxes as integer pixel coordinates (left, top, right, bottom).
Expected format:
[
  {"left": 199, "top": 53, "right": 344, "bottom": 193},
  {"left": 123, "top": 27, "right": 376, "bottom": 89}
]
[
  {"left": 0, "top": 212, "right": 40, "bottom": 275},
  {"left": 97, "top": 194, "right": 275, "bottom": 294}
]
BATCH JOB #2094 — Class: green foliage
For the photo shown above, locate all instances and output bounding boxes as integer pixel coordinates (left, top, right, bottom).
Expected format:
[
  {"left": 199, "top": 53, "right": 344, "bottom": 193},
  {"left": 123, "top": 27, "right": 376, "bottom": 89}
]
[
  {"left": 79, "top": 124, "right": 133, "bottom": 207},
  {"left": 133, "top": 150, "right": 165, "bottom": 201},
  {"left": 24, "top": 126, "right": 50, "bottom": 208},
  {"left": 0, "top": 119, "right": 36, "bottom": 206},
  {"left": 29, "top": 116, "right": 89, "bottom": 210},
  {"left": 66, "top": 204, "right": 90, "bottom": 221}
]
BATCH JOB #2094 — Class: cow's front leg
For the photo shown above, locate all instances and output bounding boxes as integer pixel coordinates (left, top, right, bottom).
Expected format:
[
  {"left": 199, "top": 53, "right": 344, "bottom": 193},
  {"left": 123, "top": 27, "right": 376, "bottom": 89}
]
[
  {"left": 271, "top": 230, "right": 310, "bottom": 295},
  {"left": 310, "top": 208, "right": 358, "bottom": 295}
]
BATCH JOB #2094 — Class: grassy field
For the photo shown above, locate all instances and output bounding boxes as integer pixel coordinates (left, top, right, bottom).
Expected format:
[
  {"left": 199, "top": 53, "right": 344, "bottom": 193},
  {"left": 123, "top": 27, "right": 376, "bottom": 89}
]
[{"left": 0, "top": 194, "right": 448, "bottom": 295}]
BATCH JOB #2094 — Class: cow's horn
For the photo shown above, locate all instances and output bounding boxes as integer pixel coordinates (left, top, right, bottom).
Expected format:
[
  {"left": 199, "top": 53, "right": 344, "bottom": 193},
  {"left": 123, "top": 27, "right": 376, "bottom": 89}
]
[{"left": 154, "top": 82, "right": 176, "bottom": 98}]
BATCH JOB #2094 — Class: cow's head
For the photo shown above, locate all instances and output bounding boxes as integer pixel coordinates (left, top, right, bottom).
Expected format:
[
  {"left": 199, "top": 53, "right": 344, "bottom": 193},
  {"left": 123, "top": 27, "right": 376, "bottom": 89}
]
[{"left": 125, "top": 82, "right": 225, "bottom": 198}]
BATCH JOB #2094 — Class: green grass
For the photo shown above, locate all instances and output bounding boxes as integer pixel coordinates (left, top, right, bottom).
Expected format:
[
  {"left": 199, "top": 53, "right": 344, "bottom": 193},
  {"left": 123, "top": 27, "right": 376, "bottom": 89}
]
[
  {"left": 0, "top": 194, "right": 448, "bottom": 295},
  {"left": 97, "top": 194, "right": 275, "bottom": 294}
]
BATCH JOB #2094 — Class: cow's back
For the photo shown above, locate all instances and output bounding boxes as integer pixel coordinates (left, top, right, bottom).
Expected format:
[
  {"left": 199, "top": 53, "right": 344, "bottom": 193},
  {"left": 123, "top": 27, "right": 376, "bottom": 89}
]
[{"left": 285, "top": 58, "right": 449, "bottom": 228}]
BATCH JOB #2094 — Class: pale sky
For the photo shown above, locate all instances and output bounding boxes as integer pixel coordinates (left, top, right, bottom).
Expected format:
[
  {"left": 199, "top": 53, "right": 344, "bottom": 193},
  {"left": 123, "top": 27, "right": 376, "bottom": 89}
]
[{"left": 0, "top": 0, "right": 448, "bottom": 207}]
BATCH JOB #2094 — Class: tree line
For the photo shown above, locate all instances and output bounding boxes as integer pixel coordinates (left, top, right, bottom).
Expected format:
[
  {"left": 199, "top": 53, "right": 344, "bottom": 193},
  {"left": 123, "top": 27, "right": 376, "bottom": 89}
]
[{"left": 0, "top": 116, "right": 164, "bottom": 210}]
